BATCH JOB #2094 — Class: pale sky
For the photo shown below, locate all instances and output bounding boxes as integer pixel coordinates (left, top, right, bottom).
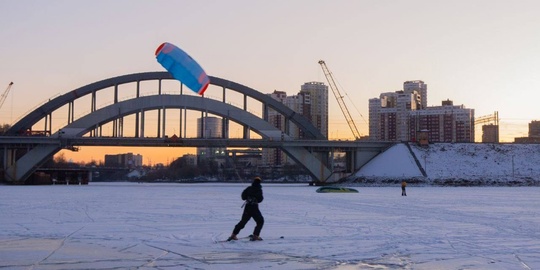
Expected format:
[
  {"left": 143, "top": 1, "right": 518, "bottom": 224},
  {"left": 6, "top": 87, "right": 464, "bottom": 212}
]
[{"left": 1, "top": 0, "right": 539, "bottom": 165}]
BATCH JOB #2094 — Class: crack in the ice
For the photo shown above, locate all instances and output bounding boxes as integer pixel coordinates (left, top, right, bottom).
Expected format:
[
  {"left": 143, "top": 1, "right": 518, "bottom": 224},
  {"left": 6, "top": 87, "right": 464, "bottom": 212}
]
[
  {"left": 30, "top": 226, "right": 85, "bottom": 269},
  {"left": 514, "top": 254, "right": 532, "bottom": 270},
  {"left": 84, "top": 205, "right": 95, "bottom": 222},
  {"left": 143, "top": 242, "right": 209, "bottom": 265}
]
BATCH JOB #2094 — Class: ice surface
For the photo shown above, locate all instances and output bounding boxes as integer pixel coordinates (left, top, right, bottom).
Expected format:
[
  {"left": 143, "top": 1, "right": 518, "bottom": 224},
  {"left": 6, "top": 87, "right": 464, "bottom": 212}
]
[{"left": 1, "top": 183, "right": 539, "bottom": 269}]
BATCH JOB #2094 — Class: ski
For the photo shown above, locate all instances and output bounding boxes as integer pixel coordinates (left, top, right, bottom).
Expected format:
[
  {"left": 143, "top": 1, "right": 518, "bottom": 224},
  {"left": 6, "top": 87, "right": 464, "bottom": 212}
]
[
  {"left": 214, "top": 235, "right": 284, "bottom": 243},
  {"left": 214, "top": 235, "right": 251, "bottom": 243}
]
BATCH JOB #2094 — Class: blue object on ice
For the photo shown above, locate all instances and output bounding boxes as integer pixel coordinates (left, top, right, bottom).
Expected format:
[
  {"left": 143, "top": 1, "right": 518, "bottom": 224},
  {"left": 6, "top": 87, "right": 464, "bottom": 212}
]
[{"left": 316, "top": 186, "right": 358, "bottom": 193}]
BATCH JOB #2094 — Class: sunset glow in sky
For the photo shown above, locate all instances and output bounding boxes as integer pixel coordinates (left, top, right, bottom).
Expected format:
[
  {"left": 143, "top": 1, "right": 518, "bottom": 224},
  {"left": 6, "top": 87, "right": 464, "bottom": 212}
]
[{"left": 1, "top": 0, "right": 540, "bottom": 165}]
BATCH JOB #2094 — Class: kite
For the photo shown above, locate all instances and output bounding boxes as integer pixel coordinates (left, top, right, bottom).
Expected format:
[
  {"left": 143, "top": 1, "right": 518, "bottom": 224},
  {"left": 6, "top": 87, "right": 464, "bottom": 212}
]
[{"left": 155, "top": 42, "right": 210, "bottom": 95}]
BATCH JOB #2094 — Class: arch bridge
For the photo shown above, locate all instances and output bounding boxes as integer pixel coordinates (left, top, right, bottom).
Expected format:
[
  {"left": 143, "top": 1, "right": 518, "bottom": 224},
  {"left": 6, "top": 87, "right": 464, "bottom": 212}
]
[{"left": 1, "top": 72, "right": 391, "bottom": 184}]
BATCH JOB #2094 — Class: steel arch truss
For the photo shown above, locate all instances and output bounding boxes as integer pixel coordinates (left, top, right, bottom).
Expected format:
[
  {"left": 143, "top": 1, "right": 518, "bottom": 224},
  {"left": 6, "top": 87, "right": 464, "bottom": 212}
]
[
  {"left": 5, "top": 72, "right": 331, "bottom": 182},
  {"left": 7, "top": 72, "right": 325, "bottom": 140}
]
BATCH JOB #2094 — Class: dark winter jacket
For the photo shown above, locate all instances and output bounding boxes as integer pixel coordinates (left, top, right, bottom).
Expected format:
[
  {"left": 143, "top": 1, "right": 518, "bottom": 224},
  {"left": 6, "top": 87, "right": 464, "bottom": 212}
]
[{"left": 241, "top": 182, "right": 263, "bottom": 205}]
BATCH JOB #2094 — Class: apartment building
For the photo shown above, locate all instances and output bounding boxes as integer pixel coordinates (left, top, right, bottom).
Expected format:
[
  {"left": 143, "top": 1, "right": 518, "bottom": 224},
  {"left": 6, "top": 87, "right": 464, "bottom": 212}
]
[
  {"left": 369, "top": 81, "right": 474, "bottom": 143},
  {"left": 263, "top": 82, "right": 328, "bottom": 166},
  {"left": 197, "top": 116, "right": 226, "bottom": 159}
]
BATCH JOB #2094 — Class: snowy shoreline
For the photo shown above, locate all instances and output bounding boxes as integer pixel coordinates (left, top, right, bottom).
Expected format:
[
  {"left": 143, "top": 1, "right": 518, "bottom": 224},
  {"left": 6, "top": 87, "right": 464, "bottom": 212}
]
[
  {"left": 97, "top": 176, "right": 540, "bottom": 187},
  {"left": 77, "top": 142, "right": 540, "bottom": 187},
  {"left": 351, "top": 142, "right": 540, "bottom": 186},
  {"left": 346, "top": 176, "right": 540, "bottom": 187}
]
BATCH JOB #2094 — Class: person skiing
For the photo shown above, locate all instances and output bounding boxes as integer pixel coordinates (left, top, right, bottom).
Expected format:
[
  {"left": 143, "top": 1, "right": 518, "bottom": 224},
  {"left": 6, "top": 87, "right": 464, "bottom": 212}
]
[
  {"left": 401, "top": 180, "right": 407, "bottom": 196},
  {"left": 228, "top": 177, "right": 264, "bottom": 241}
]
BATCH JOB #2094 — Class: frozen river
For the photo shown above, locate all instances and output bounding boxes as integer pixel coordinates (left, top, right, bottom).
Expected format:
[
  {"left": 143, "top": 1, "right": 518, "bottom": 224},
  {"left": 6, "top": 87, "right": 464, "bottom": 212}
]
[{"left": 1, "top": 183, "right": 539, "bottom": 269}]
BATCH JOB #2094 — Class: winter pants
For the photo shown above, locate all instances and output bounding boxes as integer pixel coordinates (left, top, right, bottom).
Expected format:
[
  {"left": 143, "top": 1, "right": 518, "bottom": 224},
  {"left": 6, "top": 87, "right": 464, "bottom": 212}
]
[{"left": 233, "top": 205, "right": 264, "bottom": 236}]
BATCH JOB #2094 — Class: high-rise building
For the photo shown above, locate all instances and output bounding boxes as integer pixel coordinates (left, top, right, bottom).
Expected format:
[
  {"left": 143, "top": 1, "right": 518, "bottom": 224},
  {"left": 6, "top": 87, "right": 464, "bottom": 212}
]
[
  {"left": 197, "top": 116, "right": 225, "bottom": 159},
  {"left": 300, "top": 82, "right": 328, "bottom": 138},
  {"left": 529, "top": 120, "right": 540, "bottom": 137},
  {"left": 197, "top": 116, "right": 222, "bottom": 138},
  {"left": 403, "top": 80, "right": 427, "bottom": 109},
  {"left": 263, "top": 91, "right": 289, "bottom": 166},
  {"left": 369, "top": 90, "right": 422, "bottom": 141},
  {"left": 369, "top": 81, "right": 475, "bottom": 143},
  {"left": 408, "top": 100, "right": 474, "bottom": 143},
  {"left": 263, "top": 82, "right": 328, "bottom": 166}
]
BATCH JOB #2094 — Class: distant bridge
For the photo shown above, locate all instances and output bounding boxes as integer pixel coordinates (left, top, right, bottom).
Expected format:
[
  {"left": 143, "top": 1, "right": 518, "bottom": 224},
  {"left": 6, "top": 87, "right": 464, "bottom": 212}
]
[{"left": 0, "top": 72, "right": 392, "bottom": 184}]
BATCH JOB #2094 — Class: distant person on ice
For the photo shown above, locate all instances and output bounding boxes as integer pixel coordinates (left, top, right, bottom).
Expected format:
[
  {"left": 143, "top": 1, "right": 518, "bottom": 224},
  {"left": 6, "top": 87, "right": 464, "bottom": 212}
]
[
  {"left": 228, "top": 177, "right": 264, "bottom": 241},
  {"left": 401, "top": 181, "right": 407, "bottom": 196}
]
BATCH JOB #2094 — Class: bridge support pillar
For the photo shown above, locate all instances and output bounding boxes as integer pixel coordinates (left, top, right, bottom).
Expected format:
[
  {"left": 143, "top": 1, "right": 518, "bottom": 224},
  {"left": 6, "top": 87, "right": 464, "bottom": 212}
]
[
  {"left": 281, "top": 146, "right": 332, "bottom": 183},
  {"left": 3, "top": 145, "right": 61, "bottom": 184},
  {"left": 2, "top": 148, "right": 18, "bottom": 183},
  {"left": 353, "top": 148, "right": 387, "bottom": 172}
]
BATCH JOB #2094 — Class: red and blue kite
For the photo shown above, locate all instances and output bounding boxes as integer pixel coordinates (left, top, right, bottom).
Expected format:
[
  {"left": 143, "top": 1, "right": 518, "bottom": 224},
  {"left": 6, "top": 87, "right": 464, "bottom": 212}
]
[{"left": 155, "top": 42, "right": 210, "bottom": 95}]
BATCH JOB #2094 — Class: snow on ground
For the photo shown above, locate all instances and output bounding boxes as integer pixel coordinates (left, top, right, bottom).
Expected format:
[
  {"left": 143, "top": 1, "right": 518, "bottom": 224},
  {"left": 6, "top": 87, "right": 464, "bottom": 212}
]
[
  {"left": 1, "top": 183, "right": 540, "bottom": 269},
  {"left": 355, "top": 143, "right": 540, "bottom": 185},
  {"left": 355, "top": 143, "right": 423, "bottom": 178}
]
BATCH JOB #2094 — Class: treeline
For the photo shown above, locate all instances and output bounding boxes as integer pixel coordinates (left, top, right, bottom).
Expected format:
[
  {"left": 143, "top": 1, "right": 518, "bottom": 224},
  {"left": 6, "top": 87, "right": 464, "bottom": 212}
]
[
  {"left": 45, "top": 153, "right": 309, "bottom": 182},
  {"left": 141, "top": 157, "right": 219, "bottom": 181}
]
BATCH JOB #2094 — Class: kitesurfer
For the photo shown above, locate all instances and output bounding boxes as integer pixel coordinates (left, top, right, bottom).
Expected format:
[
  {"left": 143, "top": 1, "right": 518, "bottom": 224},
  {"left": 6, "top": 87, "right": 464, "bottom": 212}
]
[{"left": 228, "top": 177, "right": 264, "bottom": 241}]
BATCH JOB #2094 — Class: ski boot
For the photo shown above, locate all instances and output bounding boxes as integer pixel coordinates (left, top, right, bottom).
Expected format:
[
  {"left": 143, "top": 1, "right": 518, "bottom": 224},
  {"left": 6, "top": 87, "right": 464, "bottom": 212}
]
[
  {"left": 227, "top": 234, "right": 238, "bottom": 241},
  {"left": 249, "top": 234, "right": 263, "bottom": 241}
]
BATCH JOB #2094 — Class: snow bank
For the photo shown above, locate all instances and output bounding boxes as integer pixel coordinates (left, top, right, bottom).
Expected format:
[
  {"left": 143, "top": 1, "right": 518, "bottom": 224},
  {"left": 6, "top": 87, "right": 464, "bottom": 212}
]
[
  {"left": 355, "top": 143, "right": 423, "bottom": 178},
  {"left": 352, "top": 143, "right": 540, "bottom": 186}
]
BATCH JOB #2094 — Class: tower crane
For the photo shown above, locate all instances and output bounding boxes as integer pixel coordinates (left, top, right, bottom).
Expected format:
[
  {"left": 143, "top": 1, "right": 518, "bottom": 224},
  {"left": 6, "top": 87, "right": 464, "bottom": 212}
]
[
  {"left": 474, "top": 111, "right": 499, "bottom": 126},
  {"left": 0, "top": 82, "right": 14, "bottom": 110},
  {"left": 318, "top": 60, "right": 361, "bottom": 140}
]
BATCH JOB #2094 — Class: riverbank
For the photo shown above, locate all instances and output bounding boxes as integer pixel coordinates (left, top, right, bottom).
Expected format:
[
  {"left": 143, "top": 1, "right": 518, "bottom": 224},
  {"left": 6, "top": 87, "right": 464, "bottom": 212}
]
[{"left": 351, "top": 143, "right": 540, "bottom": 186}]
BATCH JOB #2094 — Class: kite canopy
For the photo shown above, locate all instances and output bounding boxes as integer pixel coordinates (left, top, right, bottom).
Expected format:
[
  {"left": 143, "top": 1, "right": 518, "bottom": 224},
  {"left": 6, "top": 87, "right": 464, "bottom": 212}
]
[
  {"left": 316, "top": 187, "right": 359, "bottom": 193},
  {"left": 155, "top": 42, "right": 210, "bottom": 95}
]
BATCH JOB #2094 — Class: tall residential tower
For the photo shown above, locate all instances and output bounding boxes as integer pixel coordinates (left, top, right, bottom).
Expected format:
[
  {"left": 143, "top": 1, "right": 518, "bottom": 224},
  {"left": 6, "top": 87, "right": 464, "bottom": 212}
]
[
  {"left": 300, "top": 82, "right": 328, "bottom": 138},
  {"left": 263, "top": 82, "right": 328, "bottom": 166},
  {"left": 197, "top": 116, "right": 225, "bottom": 159}
]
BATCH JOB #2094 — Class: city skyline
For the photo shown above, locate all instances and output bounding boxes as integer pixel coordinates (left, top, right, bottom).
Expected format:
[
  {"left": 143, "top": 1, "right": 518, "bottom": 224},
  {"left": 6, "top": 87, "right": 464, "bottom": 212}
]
[{"left": 1, "top": 1, "right": 540, "bottom": 165}]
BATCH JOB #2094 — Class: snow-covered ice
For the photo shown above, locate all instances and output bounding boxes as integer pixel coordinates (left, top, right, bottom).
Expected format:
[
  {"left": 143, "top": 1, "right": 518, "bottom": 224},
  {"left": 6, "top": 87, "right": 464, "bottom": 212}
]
[{"left": 1, "top": 182, "right": 539, "bottom": 269}]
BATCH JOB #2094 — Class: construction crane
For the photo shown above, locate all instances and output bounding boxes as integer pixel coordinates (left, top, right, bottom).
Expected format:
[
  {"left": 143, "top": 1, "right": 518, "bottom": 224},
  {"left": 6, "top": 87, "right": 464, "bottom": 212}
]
[
  {"left": 318, "top": 60, "right": 362, "bottom": 140},
  {"left": 474, "top": 111, "right": 499, "bottom": 143},
  {"left": 0, "top": 82, "right": 14, "bottom": 110},
  {"left": 474, "top": 111, "right": 499, "bottom": 126}
]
